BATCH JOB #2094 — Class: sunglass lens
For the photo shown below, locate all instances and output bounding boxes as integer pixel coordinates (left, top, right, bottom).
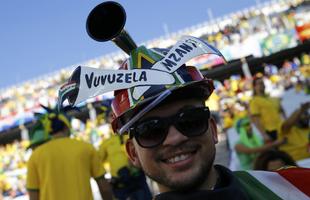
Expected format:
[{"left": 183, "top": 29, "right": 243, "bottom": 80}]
[
  {"left": 134, "top": 119, "right": 167, "bottom": 148},
  {"left": 176, "top": 108, "right": 209, "bottom": 136},
  {"left": 132, "top": 107, "right": 210, "bottom": 148}
]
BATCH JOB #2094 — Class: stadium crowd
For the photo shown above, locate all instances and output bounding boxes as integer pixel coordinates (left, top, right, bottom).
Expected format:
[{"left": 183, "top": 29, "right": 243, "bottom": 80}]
[
  {"left": 0, "top": 0, "right": 308, "bottom": 133},
  {"left": 0, "top": 0, "right": 309, "bottom": 199},
  {"left": 0, "top": 52, "right": 309, "bottom": 199}
]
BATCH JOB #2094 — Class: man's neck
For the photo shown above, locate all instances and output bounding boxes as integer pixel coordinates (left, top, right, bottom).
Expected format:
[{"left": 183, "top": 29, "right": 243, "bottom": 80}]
[{"left": 52, "top": 131, "right": 68, "bottom": 139}]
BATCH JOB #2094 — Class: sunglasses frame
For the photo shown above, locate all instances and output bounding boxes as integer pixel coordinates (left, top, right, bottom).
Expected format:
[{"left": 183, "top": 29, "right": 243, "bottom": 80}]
[{"left": 129, "top": 106, "right": 210, "bottom": 148}]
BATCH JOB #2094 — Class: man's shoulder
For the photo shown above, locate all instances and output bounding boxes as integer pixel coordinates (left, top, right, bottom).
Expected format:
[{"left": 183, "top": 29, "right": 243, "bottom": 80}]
[
  {"left": 233, "top": 168, "right": 310, "bottom": 199},
  {"left": 40, "top": 138, "right": 95, "bottom": 150}
]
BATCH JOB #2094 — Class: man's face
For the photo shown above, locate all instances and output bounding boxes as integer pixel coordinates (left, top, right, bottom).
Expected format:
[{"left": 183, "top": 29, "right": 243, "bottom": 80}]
[{"left": 126, "top": 99, "right": 218, "bottom": 192}]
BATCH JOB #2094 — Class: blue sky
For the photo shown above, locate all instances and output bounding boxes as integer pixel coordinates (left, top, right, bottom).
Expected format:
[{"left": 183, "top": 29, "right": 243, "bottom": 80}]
[{"left": 0, "top": 0, "right": 269, "bottom": 89}]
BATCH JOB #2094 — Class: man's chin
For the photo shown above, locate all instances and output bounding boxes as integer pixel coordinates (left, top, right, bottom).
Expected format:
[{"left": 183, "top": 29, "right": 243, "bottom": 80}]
[
  {"left": 167, "top": 172, "right": 208, "bottom": 191},
  {"left": 149, "top": 156, "right": 214, "bottom": 191}
]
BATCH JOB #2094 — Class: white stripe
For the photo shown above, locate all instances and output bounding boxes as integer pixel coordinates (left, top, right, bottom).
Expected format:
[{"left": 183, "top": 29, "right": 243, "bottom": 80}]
[
  {"left": 196, "top": 68, "right": 204, "bottom": 78},
  {"left": 127, "top": 59, "right": 135, "bottom": 107},
  {"left": 248, "top": 171, "right": 310, "bottom": 200},
  {"left": 127, "top": 88, "right": 134, "bottom": 107}
]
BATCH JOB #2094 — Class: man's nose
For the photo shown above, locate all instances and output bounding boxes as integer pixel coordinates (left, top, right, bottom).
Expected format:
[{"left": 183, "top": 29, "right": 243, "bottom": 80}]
[{"left": 162, "top": 125, "right": 188, "bottom": 146}]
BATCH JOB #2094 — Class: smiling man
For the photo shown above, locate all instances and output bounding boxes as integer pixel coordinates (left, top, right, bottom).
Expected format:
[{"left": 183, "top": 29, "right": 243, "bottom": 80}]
[
  {"left": 112, "top": 63, "right": 252, "bottom": 199},
  {"left": 125, "top": 98, "right": 220, "bottom": 194},
  {"left": 58, "top": 2, "right": 310, "bottom": 198},
  {"left": 59, "top": 37, "right": 310, "bottom": 199}
]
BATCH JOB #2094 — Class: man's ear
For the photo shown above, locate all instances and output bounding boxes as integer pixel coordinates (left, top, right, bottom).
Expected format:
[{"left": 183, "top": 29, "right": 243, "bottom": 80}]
[
  {"left": 209, "top": 117, "right": 218, "bottom": 144},
  {"left": 126, "top": 139, "right": 141, "bottom": 168}
]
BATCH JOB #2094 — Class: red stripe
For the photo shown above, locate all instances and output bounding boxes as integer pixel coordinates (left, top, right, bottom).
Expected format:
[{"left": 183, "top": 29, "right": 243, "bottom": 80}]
[
  {"left": 187, "top": 66, "right": 203, "bottom": 80},
  {"left": 277, "top": 167, "right": 310, "bottom": 197}
]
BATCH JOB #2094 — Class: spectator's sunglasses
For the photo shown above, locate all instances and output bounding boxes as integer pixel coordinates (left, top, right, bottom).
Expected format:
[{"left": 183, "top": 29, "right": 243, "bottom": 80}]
[{"left": 129, "top": 106, "right": 210, "bottom": 148}]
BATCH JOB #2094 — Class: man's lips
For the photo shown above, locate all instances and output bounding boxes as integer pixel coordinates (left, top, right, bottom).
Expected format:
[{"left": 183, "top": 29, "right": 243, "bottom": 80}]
[
  {"left": 155, "top": 142, "right": 201, "bottom": 162},
  {"left": 162, "top": 150, "right": 197, "bottom": 164}
]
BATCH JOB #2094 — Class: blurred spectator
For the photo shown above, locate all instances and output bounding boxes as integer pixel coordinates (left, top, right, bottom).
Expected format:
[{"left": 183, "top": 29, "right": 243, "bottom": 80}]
[
  {"left": 0, "top": 141, "right": 29, "bottom": 199},
  {"left": 254, "top": 149, "right": 297, "bottom": 171},
  {"left": 234, "top": 117, "right": 284, "bottom": 170},
  {"left": 98, "top": 101, "right": 152, "bottom": 200},
  {"left": 26, "top": 111, "right": 113, "bottom": 200},
  {"left": 301, "top": 52, "right": 310, "bottom": 66},
  {"left": 279, "top": 102, "right": 310, "bottom": 161},
  {"left": 282, "top": 59, "right": 297, "bottom": 74},
  {"left": 249, "top": 75, "right": 287, "bottom": 141},
  {"left": 263, "top": 63, "right": 278, "bottom": 77}
]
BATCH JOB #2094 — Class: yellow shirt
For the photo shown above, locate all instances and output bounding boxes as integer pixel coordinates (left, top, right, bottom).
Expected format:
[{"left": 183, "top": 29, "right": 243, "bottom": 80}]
[
  {"left": 223, "top": 116, "right": 234, "bottom": 129},
  {"left": 279, "top": 126, "right": 310, "bottom": 161},
  {"left": 98, "top": 134, "right": 129, "bottom": 177},
  {"left": 249, "top": 96, "right": 283, "bottom": 132},
  {"left": 26, "top": 137, "right": 104, "bottom": 200}
]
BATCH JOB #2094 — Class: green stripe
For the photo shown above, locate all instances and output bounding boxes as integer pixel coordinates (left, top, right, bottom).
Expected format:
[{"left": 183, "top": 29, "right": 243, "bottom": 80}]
[{"left": 234, "top": 171, "right": 282, "bottom": 200}]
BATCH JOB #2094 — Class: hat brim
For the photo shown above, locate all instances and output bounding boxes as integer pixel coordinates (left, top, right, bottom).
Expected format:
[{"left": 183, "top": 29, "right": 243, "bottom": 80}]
[{"left": 112, "top": 78, "right": 214, "bottom": 134}]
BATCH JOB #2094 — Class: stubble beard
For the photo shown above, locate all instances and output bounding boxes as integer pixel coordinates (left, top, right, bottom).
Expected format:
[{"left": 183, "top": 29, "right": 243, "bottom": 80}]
[{"left": 143, "top": 145, "right": 216, "bottom": 192}]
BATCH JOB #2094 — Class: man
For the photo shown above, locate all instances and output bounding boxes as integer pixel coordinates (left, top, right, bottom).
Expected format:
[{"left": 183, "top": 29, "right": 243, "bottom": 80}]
[
  {"left": 26, "top": 109, "right": 113, "bottom": 200},
  {"left": 57, "top": 2, "right": 310, "bottom": 198},
  {"left": 279, "top": 102, "right": 310, "bottom": 161}
]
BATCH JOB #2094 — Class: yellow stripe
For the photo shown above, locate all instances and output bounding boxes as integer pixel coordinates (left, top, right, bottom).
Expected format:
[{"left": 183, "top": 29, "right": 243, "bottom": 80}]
[{"left": 137, "top": 52, "right": 155, "bottom": 68}]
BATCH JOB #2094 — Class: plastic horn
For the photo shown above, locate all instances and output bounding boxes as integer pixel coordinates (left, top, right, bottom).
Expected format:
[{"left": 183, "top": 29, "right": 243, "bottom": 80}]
[{"left": 86, "top": 1, "right": 137, "bottom": 55}]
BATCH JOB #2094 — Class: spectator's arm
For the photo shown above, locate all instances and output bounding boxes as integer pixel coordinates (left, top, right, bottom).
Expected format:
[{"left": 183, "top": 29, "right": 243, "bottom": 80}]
[
  {"left": 235, "top": 139, "right": 284, "bottom": 154},
  {"left": 28, "top": 190, "right": 39, "bottom": 200},
  {"left": 281, "top": 102, "right": 310, "bottom": 135},
  {"left": 95, "top": 176, "right": 113, "bottom": 200}
]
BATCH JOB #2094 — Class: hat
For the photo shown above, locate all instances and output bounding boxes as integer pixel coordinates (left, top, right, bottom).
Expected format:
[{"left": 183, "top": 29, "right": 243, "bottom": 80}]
[
  {"left": 27, "top": 105, "right": 72, "bottom": 149},
  {"left": 58, "top": 36, "right": 225, "bottom": 134},
  {"left": 27, "top": 122, "right": 51, "bottom": 150},
  {"left": 58, "top": 0, "right": 225, "bottom": 135}
]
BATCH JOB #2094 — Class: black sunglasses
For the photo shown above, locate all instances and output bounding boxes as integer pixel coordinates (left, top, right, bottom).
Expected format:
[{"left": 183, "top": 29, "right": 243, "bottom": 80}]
[{"left": 129, "top": 106, "right": 210, "bottom": 148}]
